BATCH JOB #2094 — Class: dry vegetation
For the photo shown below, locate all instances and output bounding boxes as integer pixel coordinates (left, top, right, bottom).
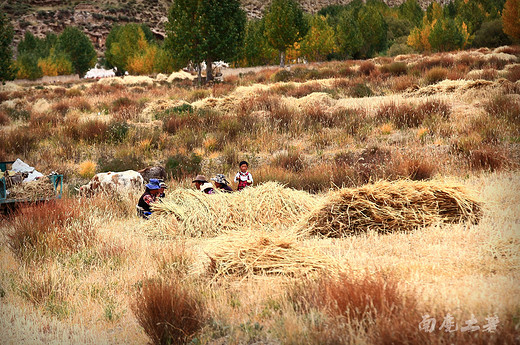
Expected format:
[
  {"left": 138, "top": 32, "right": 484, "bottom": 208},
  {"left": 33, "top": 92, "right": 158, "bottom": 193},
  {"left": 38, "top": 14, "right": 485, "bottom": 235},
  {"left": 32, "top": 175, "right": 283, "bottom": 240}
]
[{"left": 1, "top": 47, "right": 519, "bottom": 344}]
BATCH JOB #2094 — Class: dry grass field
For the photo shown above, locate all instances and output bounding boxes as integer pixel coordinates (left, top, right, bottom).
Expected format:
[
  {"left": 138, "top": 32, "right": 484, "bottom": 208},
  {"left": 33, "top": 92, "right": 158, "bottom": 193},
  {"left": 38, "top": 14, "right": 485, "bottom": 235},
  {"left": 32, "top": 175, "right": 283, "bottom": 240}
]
[{"left": 1, "top": 46, "right": 519, "bottom": 344}]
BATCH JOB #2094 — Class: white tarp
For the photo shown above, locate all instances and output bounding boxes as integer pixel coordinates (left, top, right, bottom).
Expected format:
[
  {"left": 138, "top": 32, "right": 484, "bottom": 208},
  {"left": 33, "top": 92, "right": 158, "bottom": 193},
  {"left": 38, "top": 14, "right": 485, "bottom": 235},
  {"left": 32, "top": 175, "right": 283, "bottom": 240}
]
[{"left": 11, "top": 158, "right": 44, "bottom": 182}]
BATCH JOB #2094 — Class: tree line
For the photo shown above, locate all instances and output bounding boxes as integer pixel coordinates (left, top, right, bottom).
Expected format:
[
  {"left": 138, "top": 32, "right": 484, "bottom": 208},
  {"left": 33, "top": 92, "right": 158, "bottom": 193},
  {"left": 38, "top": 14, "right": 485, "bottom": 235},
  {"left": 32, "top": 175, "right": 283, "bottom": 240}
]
[{"left": 1, "top": 0, "right": 519, "bottom": 82}]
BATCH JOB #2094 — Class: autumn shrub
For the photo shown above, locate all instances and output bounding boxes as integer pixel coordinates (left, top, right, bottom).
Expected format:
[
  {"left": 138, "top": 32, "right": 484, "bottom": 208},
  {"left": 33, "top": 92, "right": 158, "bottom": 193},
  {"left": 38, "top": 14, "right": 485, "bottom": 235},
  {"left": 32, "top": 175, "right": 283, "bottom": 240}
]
[
  {"left": 73, "top": 98, "right": 92, "bottom": 112},
  {"left": 0, "top": 110, "right": 10, "bottom": 125},
  {"left": 77, "top": 119, "right": 109, "bottom": 142},
  {"left": 66, "top": 88, "right": 82, "bottom": 97},
  {"left": 358, "top": 61, "right": 376, "bottom": 76},
  {"left": 417, "top": 99, "right": 452, "bottom": 120},
  {"left": 163, "top": 111, "right": 199, "bottom": 135},
  {"left": 271, "top": 150, "right": 306, "bottom": 172},
  {"left": 132, "top": 278, "right": 205, "bottom": 345},
  {"left": 394, "top": 156, "right": 436, "bottom": 180},
  {"left": 415, "top": 56, "right": 454, "bottom": 71},
  {"left": 391, "top": 75, "right": 416, "bottom": 92},
  {"left": 376, "top": 102, "right": 423, "bottom": 128},
  {"left": 468, "top": 146, "right": 505, "bottom": 171},
  {"left": 6, "top": 107, "right": 31, "bottom": 121},
  {"left": 29, "top": 112, "right": 62, "bottom": 127},
  {"left": 0, "top": 126, "right": 41, "bottom": 154},
  {"left": 302, "top": 104, "right": 339, "bottom": 128},
  {"left": 111, "top": 96, "right": 141, "bottom": 120},
  {"left": 6, "top": 199, "right": 96, "bottom": 262},
  {"left": 52, "top": 100, "right": 71, "bottom": 116},
  {"left": 271, "top": 69, "right": 293, "bottom": 82},
  {"left": 425, "top": 67, "right": 448, "bottom": 84},
  {"left": 212, "top": 82, "right": 236, "bottom": 98},
  {"left": 484, "top": 94, "right": 520, "bottom": 129},
  {"left": 78, "top": 160, "right": 97, "bottom": 178},
  {"left": 349, "top": 82, "right": 373, "bottom": 98},
  {"left": 254, "top": 165, "right": 332, "bottom": 193},
  {"left": 107, "top": 120, "right": 129, "bottom": 143},
  {"left": 380, "top": 62, "right": 408, "bottom": 76},
  {"left": 0, "top": 92, "right": 9, "bottom": 102},
  {"left": 506, "top": 65, "right": 520, "bottom": 82},
  {"left": 86, "top": 83, "right": 114, "bottom": 95},
  {"left": 187, "top": 88, "right": 211, "bottom": 102},
  {"left": 266, "top": 102, "right": 295, "bottom": 132}
]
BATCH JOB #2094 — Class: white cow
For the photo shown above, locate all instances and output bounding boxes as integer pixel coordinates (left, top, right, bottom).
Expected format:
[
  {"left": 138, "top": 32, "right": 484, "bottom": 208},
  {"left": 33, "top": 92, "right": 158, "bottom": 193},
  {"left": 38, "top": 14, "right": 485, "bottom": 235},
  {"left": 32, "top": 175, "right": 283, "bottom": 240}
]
[{"left": 79, "top": 170, "right": 144, "bottom": 197}]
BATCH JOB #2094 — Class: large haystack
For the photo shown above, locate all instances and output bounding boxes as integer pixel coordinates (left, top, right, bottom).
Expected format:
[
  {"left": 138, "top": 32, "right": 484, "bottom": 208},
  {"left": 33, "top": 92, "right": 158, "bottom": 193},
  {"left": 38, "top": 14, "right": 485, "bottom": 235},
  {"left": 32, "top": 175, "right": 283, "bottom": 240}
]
[
  {"left": 206, "top": 230, "right": 336, "bottom": 279},
  {"left": 150, "top": 182, "right": 320, "bottom": 237},
  {"left": 298, "top": 180, "right": 482, "bottom": 238}
]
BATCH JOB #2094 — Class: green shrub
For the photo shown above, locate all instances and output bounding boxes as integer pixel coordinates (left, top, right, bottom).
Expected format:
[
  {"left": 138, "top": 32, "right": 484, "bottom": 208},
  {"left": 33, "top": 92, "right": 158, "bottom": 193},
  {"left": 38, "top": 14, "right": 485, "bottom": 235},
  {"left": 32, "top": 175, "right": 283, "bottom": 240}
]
[
  {"left": 349, "top": 82, "right": 373, "bottom": 98},
  {"left": 272, "top": 69, "right": 293, "bottom": 82},
  {"left": 165, "top": 153, "right": 202, "bottom": 180},
  {"left": 108, "top": 121, "right": 129, "bottom": 143}
]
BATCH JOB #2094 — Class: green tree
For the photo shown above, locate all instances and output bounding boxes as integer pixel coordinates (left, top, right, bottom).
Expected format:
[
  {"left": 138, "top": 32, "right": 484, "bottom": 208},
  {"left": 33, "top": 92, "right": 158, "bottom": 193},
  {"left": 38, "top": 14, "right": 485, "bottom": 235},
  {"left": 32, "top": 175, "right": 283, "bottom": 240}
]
[
  {"left": 336, "top": 10, "right": 364, "bottom": 58},
  {"left": 198, "top": 0, "right": 246, "bottom": 80},
  {"left": 472, "top": 19, "right": 512, "bottom": 47},
  {"left": 264, "top": 0, "right": 308, "bottom": 67},
  {"left": 165, "top": 0, "right": 205, "bottom": 83},
  {"left": 240, "top": 19, "right": 277, "bottom": 67},
  {"left": 458, "top": 0, "right": 486, "bottom": 34},
  {"left": 358, "top": 5, "right": 387, "bottom": 57},
  {"left": 300, "top": 15, "right": 336, "bottom": 62},
  {"left": 398, "top": 0, "right": 423, "bottom": 28},
  {"left": 56, "top": 27, "right": 96, "bottom": 76},
  {"left": 428, "top": 17, "right": 465, "bottom": 52},
  {"left": 0, "top": 11, "right": 17, "bottom": 82},
  {"left": 166, "top": 0, "right": 246, "bottom": 82}
]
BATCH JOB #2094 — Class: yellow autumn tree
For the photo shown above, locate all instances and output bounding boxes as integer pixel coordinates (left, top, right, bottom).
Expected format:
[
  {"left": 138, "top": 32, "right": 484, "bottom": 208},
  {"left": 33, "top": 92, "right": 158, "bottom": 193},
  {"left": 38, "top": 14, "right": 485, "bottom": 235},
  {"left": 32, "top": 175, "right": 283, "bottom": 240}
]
[
  {"left": 503, "top": 0, "right": 520, "bottom": 41},
  {"left": 299, "top": 15, "right": 336, "bottom": 62}
]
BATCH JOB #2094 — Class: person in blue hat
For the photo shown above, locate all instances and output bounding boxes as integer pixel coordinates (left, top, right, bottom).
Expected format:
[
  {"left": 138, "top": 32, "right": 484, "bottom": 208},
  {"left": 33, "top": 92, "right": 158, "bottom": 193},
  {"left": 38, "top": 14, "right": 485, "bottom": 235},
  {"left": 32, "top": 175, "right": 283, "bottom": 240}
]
[{"left": 137, "top": 178, "right": 161, "bottom": 219}]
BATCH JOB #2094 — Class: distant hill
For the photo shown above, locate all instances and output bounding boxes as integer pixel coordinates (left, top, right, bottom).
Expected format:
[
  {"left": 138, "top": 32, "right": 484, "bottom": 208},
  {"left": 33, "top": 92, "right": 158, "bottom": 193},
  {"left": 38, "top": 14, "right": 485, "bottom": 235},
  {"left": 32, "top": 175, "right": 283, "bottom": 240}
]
[{"left": 3, "top": 0, "right": 447, "bottom": 54}]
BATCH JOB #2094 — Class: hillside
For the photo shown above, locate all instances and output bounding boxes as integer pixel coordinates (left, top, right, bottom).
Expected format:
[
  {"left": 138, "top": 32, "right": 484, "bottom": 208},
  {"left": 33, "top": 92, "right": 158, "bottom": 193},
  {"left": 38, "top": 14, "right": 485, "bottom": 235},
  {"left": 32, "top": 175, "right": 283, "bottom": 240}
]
[{"left": 3, "top": 0, "right": 448, "bottom": 53}]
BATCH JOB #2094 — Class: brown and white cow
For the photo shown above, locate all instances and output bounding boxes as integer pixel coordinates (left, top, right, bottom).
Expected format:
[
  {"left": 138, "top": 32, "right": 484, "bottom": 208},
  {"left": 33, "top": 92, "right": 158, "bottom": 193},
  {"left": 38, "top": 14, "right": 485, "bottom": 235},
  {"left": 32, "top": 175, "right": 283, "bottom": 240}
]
[{"left": 79, "top": 170, "right": 144, "bottom": 197}]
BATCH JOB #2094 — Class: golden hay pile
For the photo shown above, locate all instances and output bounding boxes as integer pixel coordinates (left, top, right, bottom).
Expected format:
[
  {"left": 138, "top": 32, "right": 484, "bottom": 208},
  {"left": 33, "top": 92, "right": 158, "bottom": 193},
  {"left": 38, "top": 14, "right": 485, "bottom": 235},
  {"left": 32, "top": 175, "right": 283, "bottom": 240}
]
[
  {"left": 206, "top": 230, "right": 337, "bottom": 279},
  {"left": 150, "top": 182, "right": 321, "bottom": 237},
  {"left": 298, "top": 180, "right": 482, "bottom": 238},
  {"left": 8, "top": 177, "right": 55, "bottom": 199}
]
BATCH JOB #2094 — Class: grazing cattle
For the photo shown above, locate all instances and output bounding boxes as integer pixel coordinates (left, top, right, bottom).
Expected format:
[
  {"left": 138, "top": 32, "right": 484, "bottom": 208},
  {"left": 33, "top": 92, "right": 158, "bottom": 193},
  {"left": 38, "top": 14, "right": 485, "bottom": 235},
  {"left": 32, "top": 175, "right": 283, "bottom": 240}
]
[
  {"left": 137, "top": 166, "right": 167, "bottom": 183},
  {"left": 79, "top": 170, "right": 144, "bottom": 197}
]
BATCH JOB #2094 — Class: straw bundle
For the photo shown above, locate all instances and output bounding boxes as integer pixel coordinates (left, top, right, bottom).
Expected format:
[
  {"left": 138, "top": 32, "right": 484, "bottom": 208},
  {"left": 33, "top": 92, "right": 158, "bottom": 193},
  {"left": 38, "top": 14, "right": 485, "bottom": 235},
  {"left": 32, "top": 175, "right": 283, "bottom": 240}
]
[
  {"left": 206, "top": 230, "right": 337, "bottom": 279},
  {"left": 298, "top": 180, "right": 482, "bottom": 238},
  {"left": 8, "top": 177, "right": 55, "bottom": 200},
  {"left": 151, "top": 182, "right": 321, "bottom": 237}
]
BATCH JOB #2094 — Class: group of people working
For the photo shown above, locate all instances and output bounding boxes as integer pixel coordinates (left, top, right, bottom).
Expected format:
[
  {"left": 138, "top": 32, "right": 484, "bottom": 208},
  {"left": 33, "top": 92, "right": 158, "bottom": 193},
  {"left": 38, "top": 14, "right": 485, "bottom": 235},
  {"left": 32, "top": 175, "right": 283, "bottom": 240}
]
[{"left": 137, "top": 161, "right": 253, "bottom": 219}]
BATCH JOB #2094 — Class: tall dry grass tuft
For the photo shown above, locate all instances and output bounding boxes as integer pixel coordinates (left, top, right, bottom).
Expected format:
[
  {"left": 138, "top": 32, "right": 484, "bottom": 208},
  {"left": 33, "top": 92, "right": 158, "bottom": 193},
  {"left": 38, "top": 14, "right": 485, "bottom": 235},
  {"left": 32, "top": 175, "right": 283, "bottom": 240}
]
[
  {"left": 484, "top": 94, "right": 520, "bottom": 129},
  {"left": 358, "top": 61, "right": 376, "bottom": 76},
  {"left": 132, "top": 278, "right": 205, "bottom": 345},
  {"left": 6, "top": 199, "right": 96, "bottom": 262},
  {"left": 0, "top": 109, "right": 10, "bottom": 125},
  {"left": 289, "top": 271, "right": 426, "bottom": 344},
  {"left": 271, "top": 150, "right": 306, "bottom": 172},
  {"left": 506, "top": 65, "right": 520, "bottom": 82}
]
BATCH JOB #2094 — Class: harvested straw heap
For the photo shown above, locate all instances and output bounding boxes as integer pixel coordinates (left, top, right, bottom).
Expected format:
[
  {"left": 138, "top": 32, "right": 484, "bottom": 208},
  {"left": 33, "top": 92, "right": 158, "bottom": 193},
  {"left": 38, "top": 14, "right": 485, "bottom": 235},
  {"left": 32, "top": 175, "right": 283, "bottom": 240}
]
[
  {"left": 206, "top": 230, "right": 336, "bottom": 279},
  {"left": 8, "top": 177, "right": 55, "bottom": 199},
  {"left": 151, "top": 182, "right": 320, "bottom": 237},
  {"left": 298, "top": 180, "right": 482, "bottom": 237}
]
